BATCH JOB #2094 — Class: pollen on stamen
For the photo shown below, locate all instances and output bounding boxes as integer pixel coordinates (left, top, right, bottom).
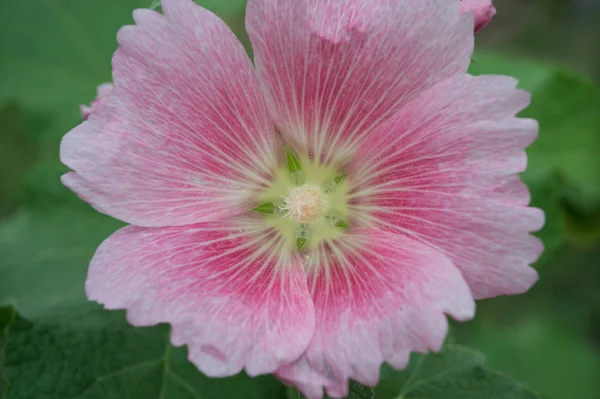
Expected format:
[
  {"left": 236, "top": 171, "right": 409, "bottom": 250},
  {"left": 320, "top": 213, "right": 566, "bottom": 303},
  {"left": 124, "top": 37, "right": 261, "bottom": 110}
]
[{"left": 280, "top": 184, "right": 324, "bottom": 223}]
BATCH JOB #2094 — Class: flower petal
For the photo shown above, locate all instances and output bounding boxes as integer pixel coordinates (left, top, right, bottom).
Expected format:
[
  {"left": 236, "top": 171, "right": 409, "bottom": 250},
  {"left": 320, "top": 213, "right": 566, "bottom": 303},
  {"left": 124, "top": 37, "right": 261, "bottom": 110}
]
[
  {"left": 61, "top": 0, "right": 279, "bottom": 227},
  {"left": 349, "top": 74, "right": 544, "bottom": 299},
  {"left": 246, "top": 0, "right": 474, "bottom": 165},
  {"left": 277, "top": 229, "right": 474, "bottom": 399},
  {"left": 86, "top": 219, "right": 314, "bottom": 376},
  {"left": 459, "top": 0, "right": 496, "bottom": 32},
  {"left": 80, "top": 83, "right": 113, "bottom": 120}
]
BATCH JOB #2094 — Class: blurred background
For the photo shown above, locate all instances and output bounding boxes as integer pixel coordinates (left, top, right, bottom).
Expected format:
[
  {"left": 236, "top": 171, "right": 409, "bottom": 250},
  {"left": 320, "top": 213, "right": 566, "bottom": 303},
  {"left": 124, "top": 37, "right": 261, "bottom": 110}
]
[{"left": 1, "top": 0, "right": 599, "bottom": 398}]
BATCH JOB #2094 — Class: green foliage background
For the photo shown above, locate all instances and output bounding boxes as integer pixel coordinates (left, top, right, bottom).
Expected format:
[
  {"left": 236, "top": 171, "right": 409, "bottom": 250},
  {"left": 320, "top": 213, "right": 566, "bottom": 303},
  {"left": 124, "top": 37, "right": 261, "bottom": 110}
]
[{"left": 1, "top": 0, "right": 599, "bottom": 398}]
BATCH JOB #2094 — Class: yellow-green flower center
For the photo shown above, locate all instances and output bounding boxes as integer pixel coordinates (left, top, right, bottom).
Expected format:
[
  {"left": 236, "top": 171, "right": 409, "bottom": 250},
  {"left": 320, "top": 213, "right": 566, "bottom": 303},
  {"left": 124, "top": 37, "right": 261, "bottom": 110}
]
[{"left": 254, "top": 151, "right": 350, "bottom": 250}]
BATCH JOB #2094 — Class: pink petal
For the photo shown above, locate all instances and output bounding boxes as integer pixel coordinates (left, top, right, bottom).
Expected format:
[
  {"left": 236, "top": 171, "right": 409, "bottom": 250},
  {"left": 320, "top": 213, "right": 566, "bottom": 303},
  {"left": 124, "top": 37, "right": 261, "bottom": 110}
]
[
  {"left": 246, "top": 0, "right": 474, "bottom": 166},
  {"left": 86, "top": 219, "right": 315, "bottom": 376},
  {"left": 96, "top": 83, "right": 113, "bottom": 97},
  {"left": 79, "top": 105, "right": 93, "bottom": 121},
  {"left": 80, "top": 83, "right": 113, "bottom": 120},
  {"left": 277, "top": 229, "right": 474, "bottom": 399},
  {"left": 459, "top": 0, "right": 497, "bottom": 32},
  {"left": 61, "top": 0, "right": 279, "bottom": 227},
  {"left": 349, "top": 74, "right": 544, "bottom": 299}
]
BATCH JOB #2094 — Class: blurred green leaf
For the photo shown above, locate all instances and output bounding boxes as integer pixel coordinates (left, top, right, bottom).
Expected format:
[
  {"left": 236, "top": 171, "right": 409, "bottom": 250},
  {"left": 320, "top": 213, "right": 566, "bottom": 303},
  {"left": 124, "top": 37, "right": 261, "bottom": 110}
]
[
  {"left": 4, "top": 309, "right": 286, "bottom": 399},
  {"left": 0, "top": 209, "right": 286, "bottom": 399},
  {"left": 0, "top": 0, "right": 138, "bottom": 134},
  {"left": 345, "top": 381, "right": 374, "bottom": 398},
  {"left": 375, "top": 346, "right": 539, "bottom": 399},
  {"left": 469, "top": 53, "right": 554, "bottom": 93},
  {"left": 563, "top": 197, "right": 600, "bottom": 246},
  {"left": 0, "top": 306, "right": 15, "bottom": 399},
  {"left": 289, "top": 380, "right": 374, "bottom": 399},
  {"left": 0, "top": 210, "right": 123, "bottom": 316},
  {"left": 522, "top": 71, "right": 600, "bottom": 205},
  {"left": 461, "top": 317, "right": 600, "bottom": 399},
  {"left": 0, "top": 103, "right": 39, "bottom": 217},
  {"left": 150, "top": 0, "right": 247, "bottom": 15},
  {"left": 527, "top": 176, "right": 567, "bottom": 263}
]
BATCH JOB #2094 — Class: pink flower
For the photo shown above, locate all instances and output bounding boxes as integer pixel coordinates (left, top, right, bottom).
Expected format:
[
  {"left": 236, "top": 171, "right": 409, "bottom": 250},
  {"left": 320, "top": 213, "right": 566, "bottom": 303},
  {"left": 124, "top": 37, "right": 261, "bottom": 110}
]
[
  {"left": 460, "top": 0, "right": 497, "bottom": 32},
  {"left": 80, "top": 83, "right": 113, "bottom": 120},
  {"left": 60, "top": 0, "right": 542, "bottom": 398}
]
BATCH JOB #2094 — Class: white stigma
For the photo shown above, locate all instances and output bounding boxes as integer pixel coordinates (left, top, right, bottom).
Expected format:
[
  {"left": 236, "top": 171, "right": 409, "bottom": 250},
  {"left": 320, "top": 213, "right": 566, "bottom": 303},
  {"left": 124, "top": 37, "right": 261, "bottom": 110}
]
[{"left": 281, "top": 184, "right": 324, "bottom": 223}]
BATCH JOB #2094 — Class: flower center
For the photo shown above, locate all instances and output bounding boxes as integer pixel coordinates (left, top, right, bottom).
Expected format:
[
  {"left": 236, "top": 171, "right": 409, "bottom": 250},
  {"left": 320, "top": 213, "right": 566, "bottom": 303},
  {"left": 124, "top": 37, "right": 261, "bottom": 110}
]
[
  {"left": 254, "top": 149, "right": 350, "bottom": 250},
  {"left": 281, "top": 185, "right": 324, "bottom": 223}
]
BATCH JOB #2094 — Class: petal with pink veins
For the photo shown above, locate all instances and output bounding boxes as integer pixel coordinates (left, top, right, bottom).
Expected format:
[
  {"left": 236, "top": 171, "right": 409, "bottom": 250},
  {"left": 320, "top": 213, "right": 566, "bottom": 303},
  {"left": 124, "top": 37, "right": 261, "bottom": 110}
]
[
  {"left": 277, "top": 229, "right": 474, "bottom": 399},
  {"left": 86, "top": 218, "right": 315, "bottom": 377},
  {"left": 349, "top": 74, "right": 544, "bottom": 299},
  {"left": 459, "top": 0, "right": 497, "bottom": 32},
  {"left": 246, "top": 0, "right": 474, "bottom": 166},
  {"left": 61, "top": 0, "right": 279, "bottom": 227},
  {"left": 80, "top": 83, "right": 113, "bottom": 120}
]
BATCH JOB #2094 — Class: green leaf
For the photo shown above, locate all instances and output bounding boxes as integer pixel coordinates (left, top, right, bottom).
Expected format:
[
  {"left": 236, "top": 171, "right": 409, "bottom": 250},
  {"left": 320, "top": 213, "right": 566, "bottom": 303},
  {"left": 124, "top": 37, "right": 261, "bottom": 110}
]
[
  {"left": 527, "top": 176, "right": 567, "bottom": 264},
  {"left": 460, "top": 316, "right": 600, "bottom": 399},
  {"left": 346, "top": 381, "right": 374, "bottom": 398},
  {"left": 468, "top": 53, "right": 554, "bottom": 93},
  {"left": 0, "top": 209, "right": 287, "bottom": 399},
  {"left": 253, "top": 202, "right": 276, "bottom": 215},
  {"left": 521, "top": 71, "right": 600, "bottom": 205},
  {"left": 375, "top": 346, "right": 539, "bottom": 399},
  {"left": 0, "top": 210, "right": 123, "bottom": 316},
  {"left": 290, "top": 380, "right": 374, "bottom": 399},
  {"left": 0, "top": 306, "right": 15, "bottom": 399},
  {"left": 287, "top": 386, "right": 301, "bottom": 399},
  {"left": 4, "top": 310, "right": 285, "bottom": 399},
  {"left": 563, "top": 196, "right": 600, "bottom": 246},
  {"left": 151, "top": 0, "right": 248, "bottom": 14},
  {"left": 0, "top": 103, "right": 39, "bottom": 217},
  {"left": 286, "top": 148, "right": 302, "bottom": 174}
]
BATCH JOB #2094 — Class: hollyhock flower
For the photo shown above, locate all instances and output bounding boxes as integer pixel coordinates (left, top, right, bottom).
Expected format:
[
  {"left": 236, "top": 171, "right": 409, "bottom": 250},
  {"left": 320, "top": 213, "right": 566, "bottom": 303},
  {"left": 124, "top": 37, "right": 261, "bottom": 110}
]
[
  {"left": 460, "top": 0, "right": 497, "bottom": 32},
  {"left": 80, "top": 83, "right": 113, "bottom": 120},
  {"left": 60, "top": 0, "right": 543, "bottom": 398}
]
